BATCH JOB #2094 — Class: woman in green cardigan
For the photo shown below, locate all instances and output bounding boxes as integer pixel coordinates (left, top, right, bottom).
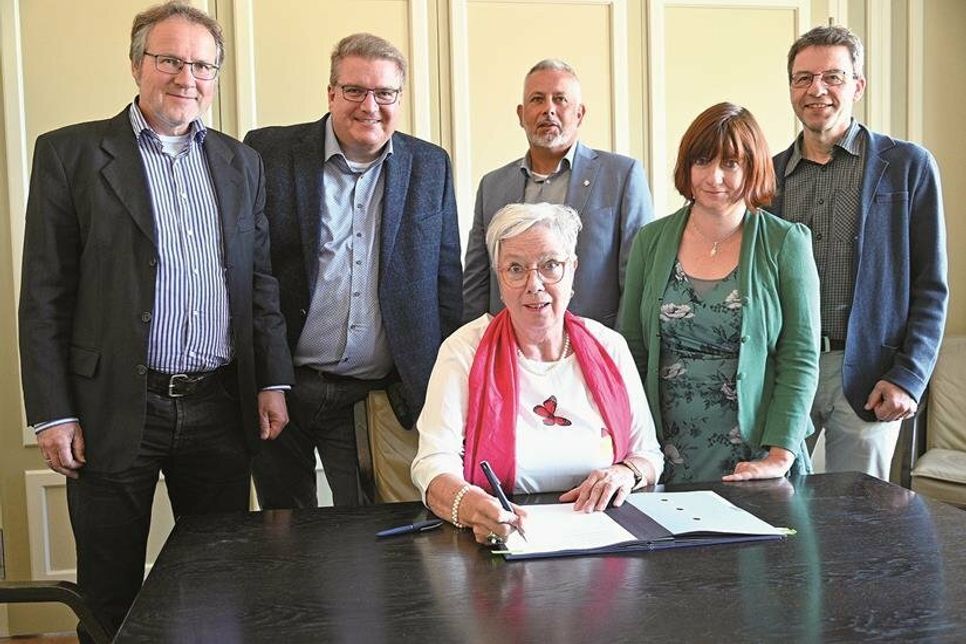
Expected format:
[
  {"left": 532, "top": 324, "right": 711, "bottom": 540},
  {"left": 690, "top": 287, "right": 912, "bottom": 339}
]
[{"left": 620, "top": 102, "right": 820, "bottom": 484}]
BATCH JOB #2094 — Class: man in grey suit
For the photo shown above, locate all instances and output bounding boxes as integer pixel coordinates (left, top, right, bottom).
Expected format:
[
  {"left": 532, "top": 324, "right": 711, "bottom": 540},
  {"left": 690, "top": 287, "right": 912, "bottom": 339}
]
[
  {"left": 462, "top": 59, "right": 653, "bottom": 328},
  {"left": 18, "top": 3, "right": 293, "bottom": 639},
  {"left": 245, "top": 33, "right": 462, "bottom": 509}
]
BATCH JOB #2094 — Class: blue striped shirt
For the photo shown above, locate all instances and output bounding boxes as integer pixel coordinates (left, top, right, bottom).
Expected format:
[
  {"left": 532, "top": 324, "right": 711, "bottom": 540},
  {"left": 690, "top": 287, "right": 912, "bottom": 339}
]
[{"left": 129, "top": 102, "right": 232, "bottom": 373}]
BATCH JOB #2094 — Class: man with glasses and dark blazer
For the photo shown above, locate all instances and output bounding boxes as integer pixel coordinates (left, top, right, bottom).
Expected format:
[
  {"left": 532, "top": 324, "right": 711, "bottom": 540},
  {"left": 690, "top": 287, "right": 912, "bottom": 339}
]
[
  {"left": 244, "top": 32, "right": 462, "bottom": 509},
  {"left": 18, "top": 3, "right": 293, "bottom": 640},
  {"left": 771, "top": 25, "right": 948, "bottom": 480}
]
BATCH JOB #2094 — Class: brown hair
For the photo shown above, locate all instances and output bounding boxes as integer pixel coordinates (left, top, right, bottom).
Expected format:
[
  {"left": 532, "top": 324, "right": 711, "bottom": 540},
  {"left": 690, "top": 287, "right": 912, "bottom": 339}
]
[
  {"left": 329, "top": 33, "right": 407, "bottom": 86},
  {"left": 673, "top": 102, "right": 775, "bottom": 211},
  {"left": 787, "top": 25, "right": 864, "bottom": 79},
  {"left": 130, "top": 2, "right": 224, "bottom": 67}
]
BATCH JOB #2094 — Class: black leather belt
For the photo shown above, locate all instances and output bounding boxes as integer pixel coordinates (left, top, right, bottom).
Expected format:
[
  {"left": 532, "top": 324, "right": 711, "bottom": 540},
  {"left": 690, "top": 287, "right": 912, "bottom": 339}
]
[
  {"left": 147, "top": 366, "right": 228, "bottom": 398},
  {"left": 821, "top": 336, "right": 847, "bottom": 353}
]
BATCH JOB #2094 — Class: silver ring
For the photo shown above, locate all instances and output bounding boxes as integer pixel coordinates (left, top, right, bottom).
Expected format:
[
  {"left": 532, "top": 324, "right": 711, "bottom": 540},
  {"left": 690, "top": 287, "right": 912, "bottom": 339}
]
[{"left": 486, "top": 532, "right": 503, "bottom": 546}]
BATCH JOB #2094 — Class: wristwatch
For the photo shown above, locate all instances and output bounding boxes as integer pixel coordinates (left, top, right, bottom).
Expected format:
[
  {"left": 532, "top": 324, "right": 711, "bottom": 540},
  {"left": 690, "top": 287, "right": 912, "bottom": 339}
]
[{"left": 618, "top": 460, "right": 645, "bottom": 488}]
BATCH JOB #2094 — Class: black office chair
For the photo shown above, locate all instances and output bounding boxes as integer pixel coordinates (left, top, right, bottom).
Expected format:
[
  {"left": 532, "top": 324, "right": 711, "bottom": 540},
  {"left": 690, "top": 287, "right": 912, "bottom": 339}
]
[{"left": 0, "top": 580, "right": 111, "bottom": 644}]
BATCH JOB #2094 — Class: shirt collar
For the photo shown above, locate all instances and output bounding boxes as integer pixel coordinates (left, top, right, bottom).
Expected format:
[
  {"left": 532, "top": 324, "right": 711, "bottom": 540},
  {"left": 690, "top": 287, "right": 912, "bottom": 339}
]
[
  {"left": 519, "top": 141, "right": 578, "bottom": 178},
  {"left": 128, "top": 99, "right": 206, "bottom": 145},
  {"left": 785, "top": 119, "right": 862, "bottom": 177},
  {"left": 324, "top": 116, "right": 393, "bottom": 169}
]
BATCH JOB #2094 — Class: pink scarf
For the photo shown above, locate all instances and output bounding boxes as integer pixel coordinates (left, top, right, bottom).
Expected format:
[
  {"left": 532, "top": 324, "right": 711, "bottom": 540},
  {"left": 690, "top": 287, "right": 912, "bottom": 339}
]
[{"left": 462, "top": 310, "right": 631, "bottom": 493}]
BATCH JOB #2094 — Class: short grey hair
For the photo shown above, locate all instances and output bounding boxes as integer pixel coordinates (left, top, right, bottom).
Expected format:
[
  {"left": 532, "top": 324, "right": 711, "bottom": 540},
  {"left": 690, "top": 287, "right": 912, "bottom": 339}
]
[
  {"left": 526, "top": 58, "right": 579, "bottom": 80},
  {"left": 485, "top": 202, "right": 582, "bottom": 267},
  {"left": 787, "top": 25, "right": 864, "bottom": 79},
  {"left": 329, "top": 33, "right": 407, "bottom": 86},
  {"left": 130, "top": 1, "right": 224, "bottom": 67}
]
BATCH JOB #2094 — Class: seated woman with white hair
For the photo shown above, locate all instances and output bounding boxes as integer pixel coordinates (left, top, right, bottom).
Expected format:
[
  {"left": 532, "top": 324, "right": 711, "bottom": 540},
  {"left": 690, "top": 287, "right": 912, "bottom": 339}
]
[{"left": 411, "top": 202, "right": 663, "bottom": 546}]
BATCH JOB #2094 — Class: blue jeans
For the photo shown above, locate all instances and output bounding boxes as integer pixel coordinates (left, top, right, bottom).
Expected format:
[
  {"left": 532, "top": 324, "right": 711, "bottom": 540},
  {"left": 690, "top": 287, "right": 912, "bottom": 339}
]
[
  {"left": 67, "top": 374, "right": 250, "bottom": 642},
  {"left": 251, "top": 366, "right": 387, "bottom": 508}
]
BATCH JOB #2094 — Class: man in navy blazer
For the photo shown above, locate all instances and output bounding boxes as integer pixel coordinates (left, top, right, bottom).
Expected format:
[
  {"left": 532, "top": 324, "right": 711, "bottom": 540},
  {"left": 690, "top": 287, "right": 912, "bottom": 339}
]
[
  {"left": 463, "top": 59, "right": 652, "bottom": 328},
  {"left": 771, "top": 25, "right": 948, "bottom": 479},
  {"left": 18, "top": 4, "right": 293, "bottom": 638},
  {"left": 244, "top": 33, "right": 462, "bottom": 508}
]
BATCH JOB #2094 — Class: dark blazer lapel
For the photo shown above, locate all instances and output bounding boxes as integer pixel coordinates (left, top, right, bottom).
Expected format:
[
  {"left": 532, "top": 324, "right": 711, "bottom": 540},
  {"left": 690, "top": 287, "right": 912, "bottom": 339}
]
[
  {"left": 566, "top": 142, "right": 599, "bottom": 215},
  {"left": 100, "top": 108, "right": 156, "bottom": 246},
  {"left": 380, "top": 133, "right": 412, "bottom": 280},
  {"left": 204, "top": 131, "right": 244, "bottom": 260},
  {"left": 297, "top": 117, "right": 328, "bottom": 285},
  {"left": 857, "top": 132, "right": 893, "bottom": 246}
]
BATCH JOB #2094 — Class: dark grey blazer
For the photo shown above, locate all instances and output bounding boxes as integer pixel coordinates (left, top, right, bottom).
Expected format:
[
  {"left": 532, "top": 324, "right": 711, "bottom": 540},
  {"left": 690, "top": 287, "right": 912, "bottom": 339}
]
[
  {"left": 19, "top": 106, "right": 294, "bottom": 472},
  {"left": 462, "top": 141, "right": 653, "bottom": 328},
  {"left": 244, "top": 115, "right": 462, "bottom": 420}
]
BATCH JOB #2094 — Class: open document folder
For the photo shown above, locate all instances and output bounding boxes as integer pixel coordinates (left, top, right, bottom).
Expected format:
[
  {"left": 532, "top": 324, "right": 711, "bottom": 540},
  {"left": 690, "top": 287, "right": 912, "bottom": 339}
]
[{"left": 499, "top": 490, "right": 788, "bottom": 560}]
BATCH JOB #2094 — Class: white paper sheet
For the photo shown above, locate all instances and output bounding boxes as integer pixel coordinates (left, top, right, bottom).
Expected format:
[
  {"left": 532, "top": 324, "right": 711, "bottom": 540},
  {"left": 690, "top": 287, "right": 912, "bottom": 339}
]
[
  {"left": 626, "top": 490, "right": 784, "bottom": 536},
  {"left": 502, "top": 503, "right": 636, "bottom": 555}
]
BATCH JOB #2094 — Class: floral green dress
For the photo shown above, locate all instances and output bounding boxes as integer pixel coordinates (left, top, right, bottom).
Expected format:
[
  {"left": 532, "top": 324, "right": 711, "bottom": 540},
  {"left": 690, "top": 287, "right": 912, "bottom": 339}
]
[{"left": 658, "top": 261, "right": 767, "bottom": 483}]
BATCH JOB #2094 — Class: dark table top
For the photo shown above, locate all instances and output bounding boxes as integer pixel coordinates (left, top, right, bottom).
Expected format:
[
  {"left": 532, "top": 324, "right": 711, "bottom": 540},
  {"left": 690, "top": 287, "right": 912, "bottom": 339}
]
[{"left": 115, "top": 473, "right": 966, "bottom": 643}]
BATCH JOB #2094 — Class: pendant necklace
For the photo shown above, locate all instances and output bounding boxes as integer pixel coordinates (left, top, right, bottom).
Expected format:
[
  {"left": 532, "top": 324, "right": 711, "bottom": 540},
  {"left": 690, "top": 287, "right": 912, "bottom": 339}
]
[{"left": 689, "top": 218, "right": 743, "bottom": 257}]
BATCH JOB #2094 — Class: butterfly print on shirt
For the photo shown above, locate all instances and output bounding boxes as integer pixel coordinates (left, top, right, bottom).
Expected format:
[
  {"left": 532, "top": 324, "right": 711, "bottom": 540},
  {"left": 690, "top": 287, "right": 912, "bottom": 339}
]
[{"left": 533, "top": 395, "right": 572, "bottom": 426}]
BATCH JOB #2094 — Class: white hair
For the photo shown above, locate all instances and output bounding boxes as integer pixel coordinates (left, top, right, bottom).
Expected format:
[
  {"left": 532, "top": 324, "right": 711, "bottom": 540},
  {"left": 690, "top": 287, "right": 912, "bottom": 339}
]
[{"left": 485, "top": 202, "right": 582, "bottom": 267}]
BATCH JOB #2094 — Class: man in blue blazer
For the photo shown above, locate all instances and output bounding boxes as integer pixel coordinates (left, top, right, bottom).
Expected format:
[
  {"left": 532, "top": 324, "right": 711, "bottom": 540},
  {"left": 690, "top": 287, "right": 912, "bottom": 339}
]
[
  {"left": 771, "top": 25, "right": 948, "bottom": 479},
  {"left": 462, "top": 59, "right": 653, "bottom": 328},
  {"left": 244, "top": 33, "right": 462, "bottom": 508}
]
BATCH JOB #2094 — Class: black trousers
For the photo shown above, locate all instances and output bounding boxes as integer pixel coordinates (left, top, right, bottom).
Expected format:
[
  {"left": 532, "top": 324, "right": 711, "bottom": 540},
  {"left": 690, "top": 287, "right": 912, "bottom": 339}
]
[
  {"left": 67, "top": 375, "right": 250, "bottom": 642},
  {"left": 252, "top": 366, "right": 386, "bottom": 508}
]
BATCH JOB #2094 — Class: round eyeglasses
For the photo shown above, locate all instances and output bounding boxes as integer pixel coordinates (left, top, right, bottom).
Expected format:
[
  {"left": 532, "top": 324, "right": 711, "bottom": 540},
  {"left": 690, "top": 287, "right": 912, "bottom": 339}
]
[
  {"left": 144, "top": 52, "right": 220, "bottom": 80},
  {"left": 500, "top": 259, "right": 570, "bottom": 288}
]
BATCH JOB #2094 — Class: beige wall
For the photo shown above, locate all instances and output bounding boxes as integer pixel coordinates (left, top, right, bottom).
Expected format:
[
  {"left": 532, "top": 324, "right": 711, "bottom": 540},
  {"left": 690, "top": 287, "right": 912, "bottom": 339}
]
[
  {"left": 923, "top": 0, "right": 965, "bottom": 335},
  {"left": 0, "top": 0, "right": 962, "bottom": 636}
]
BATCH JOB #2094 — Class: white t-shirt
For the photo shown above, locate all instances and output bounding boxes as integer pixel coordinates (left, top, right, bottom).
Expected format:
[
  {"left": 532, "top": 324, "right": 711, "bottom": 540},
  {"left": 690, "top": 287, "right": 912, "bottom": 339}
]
[{"left": 411, "top": 315, "right": 664, "bottom": 498}]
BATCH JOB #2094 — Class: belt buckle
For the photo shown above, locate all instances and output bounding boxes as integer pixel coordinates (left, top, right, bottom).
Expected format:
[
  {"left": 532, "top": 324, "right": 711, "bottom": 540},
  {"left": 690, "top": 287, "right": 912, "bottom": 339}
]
[
  {"left": 168, "top": 373, "right": 191, "bottom": 398},
  {"left": 821, "top": 336, "right": 831, "bottom": 353}
]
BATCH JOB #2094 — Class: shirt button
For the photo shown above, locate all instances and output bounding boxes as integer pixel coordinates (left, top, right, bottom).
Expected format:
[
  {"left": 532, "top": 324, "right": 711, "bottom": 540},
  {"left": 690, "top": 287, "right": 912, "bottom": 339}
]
[
  {"left": 818, "top": 199, "right": 825, "bottom": 205},
  {"left": 355, "top": 260, "right": 362, "bottom": 265},
  {"left": 136, "top": 364, "right": 148, "bottom": 376},
  {"left": 816, "top": 233, "right": 823, "bottom": 241},
  {"left": 356, "top": 232, "right": 362, "bottom": 238},
  {"left": 736, "top": 373, "right": 744, "bottom": 381},
  {"left": 353, "top": 292, "right": 360, "bottom": 297},
  {"left": 740, "top": 335, "right": 748, "bottom": 343},
  {"left": 356, "top": 204, "right": 363, "bottom": 209},
  {"left": 140, "top": 312, "right": 152, "bottom": 323},
  {"left": 148, "top": 258, "right": 157, "bottom": 267}
]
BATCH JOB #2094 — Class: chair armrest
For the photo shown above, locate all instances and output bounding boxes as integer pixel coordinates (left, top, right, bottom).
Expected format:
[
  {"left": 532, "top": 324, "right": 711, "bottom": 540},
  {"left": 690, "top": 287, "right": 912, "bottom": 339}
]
[{"left": 0, "top": 580, "right": 111, "bottom": 644}]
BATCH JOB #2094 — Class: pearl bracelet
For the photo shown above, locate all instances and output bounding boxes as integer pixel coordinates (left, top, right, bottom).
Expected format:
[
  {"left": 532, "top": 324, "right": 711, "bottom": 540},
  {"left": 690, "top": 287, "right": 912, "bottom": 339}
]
[{"left": 451, "top": 483, "right": 471, "bottom": 528}]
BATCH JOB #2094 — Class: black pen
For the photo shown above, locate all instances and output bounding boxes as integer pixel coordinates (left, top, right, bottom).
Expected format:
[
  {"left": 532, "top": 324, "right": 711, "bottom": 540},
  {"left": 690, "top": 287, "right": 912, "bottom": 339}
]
[
  {"left": 479, "top": 460, "right": 528, "bottom": 541},
  {"left": 376, "top": 518, "right": 444, "bottom": 538}
]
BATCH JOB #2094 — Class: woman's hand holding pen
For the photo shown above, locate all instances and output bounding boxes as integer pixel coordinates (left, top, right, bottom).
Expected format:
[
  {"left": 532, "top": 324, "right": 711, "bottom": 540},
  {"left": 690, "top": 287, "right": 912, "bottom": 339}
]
[
  {"left": 458, "top": 489, "right": 528, "bottom": 545},
  {"left": 425, "top": 473, "right": 527, "bottom": 546}
]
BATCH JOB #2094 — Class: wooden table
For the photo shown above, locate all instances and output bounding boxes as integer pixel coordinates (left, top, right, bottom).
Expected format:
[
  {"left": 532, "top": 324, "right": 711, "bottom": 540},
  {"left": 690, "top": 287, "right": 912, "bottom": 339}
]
[{"left": 115, "top": 473, "right": 966, "bottom": 642}]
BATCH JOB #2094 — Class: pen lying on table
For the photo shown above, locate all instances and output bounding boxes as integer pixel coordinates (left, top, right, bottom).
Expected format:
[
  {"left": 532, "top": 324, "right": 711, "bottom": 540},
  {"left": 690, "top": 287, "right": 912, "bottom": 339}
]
[{"left": 376, "top": 518, "right": 444, "bottom": 538}]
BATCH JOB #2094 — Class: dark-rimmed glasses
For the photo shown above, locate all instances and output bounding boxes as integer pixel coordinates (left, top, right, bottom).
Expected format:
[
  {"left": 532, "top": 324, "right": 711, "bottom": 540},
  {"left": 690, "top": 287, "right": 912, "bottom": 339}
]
[
  {"left": 335, "top": 84, "right": 401, "bottom": 105},
  {"left": 500, "top": 258, "right": 570, "bottom": 288},
  {"left": 144, "top": 52, "right": 220, "bottom": 80},
  {"left": 790, "top": 69, "right": 856, "bottom": 88}
]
